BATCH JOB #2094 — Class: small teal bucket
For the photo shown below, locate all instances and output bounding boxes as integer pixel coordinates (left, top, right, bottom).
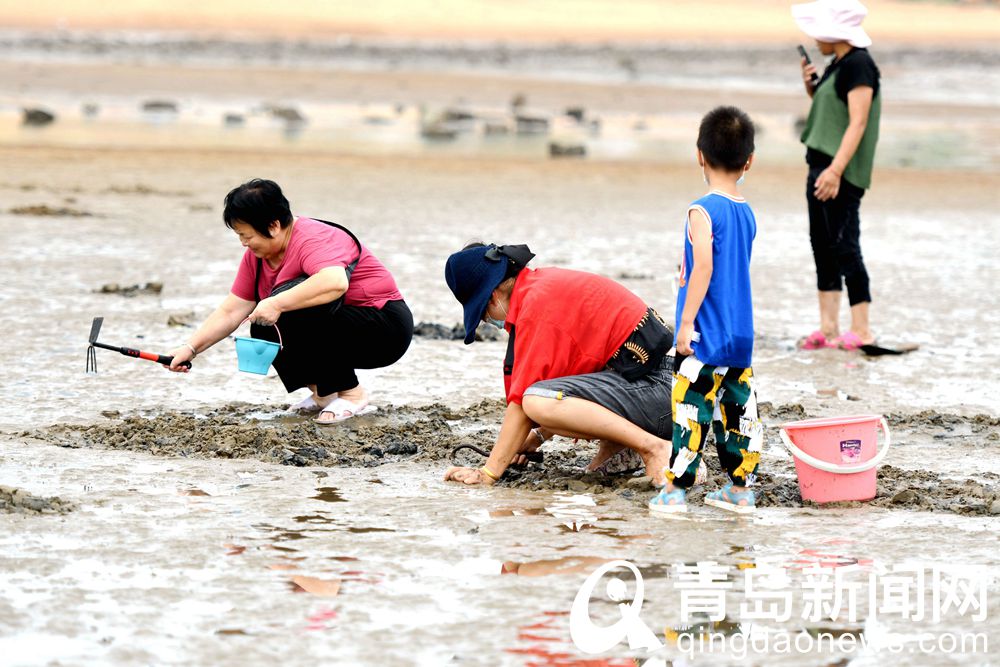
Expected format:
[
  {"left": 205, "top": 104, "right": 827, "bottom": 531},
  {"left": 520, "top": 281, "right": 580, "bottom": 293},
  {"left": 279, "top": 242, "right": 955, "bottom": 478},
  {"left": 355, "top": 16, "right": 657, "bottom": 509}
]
[{"left": 234, "top": 320, "right": 282, "bottom": 375}]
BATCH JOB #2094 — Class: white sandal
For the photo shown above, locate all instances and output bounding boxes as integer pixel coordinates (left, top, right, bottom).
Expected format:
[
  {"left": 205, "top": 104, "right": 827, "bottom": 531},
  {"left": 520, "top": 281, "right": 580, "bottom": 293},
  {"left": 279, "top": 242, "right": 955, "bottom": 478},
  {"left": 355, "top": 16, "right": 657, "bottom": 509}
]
[{"left": 314, "top": 397, "right": 376, "bottom": 424}]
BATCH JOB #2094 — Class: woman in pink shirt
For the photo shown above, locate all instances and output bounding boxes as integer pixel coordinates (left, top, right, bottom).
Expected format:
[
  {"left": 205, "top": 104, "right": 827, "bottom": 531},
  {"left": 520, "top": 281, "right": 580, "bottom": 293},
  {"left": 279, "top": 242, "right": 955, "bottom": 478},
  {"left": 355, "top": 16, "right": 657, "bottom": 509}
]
[{"left": 167, "top": 179, "right": 413, "bottom": 422}]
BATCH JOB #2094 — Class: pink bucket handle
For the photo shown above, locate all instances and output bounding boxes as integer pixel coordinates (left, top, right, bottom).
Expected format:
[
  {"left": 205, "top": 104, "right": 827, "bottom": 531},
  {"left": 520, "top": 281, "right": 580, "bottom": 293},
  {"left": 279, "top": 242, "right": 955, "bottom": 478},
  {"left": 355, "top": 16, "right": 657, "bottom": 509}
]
[
  {"left": 780, "top": 417, "right": 891, "bottom": 474},
  {"left": 239, "top": 318, "right": 283, "bottom": 349}
]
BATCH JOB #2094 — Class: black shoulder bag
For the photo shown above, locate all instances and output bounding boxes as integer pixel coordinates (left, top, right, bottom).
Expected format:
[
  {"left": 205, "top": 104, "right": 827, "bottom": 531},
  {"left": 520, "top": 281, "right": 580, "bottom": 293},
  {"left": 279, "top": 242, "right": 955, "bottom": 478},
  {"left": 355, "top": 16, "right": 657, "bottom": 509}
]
[{"left": 607, "top": 307, "right": 674, "bottom": 381}]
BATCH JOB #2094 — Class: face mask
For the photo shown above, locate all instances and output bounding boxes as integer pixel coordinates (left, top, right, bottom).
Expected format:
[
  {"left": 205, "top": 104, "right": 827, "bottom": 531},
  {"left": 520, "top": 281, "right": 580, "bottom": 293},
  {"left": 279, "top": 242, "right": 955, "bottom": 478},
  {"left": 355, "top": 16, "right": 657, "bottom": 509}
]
[
  {"left": 736, "top": 167, "right": 746, "bottom": 186},
  {"left": 486, "top": 298, "right": 507, "bottom": 329}
]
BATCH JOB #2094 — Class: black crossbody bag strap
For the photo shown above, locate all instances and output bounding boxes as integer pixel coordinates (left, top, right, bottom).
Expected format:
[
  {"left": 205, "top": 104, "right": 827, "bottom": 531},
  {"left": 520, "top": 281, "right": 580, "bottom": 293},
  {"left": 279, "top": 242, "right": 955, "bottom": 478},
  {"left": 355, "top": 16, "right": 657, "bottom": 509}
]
[
  {"left": 254, "top": 218, "right": 363, "bottom": 303},
  {"left": 503, "top": 324, "right": 516, "bottom": 377}
]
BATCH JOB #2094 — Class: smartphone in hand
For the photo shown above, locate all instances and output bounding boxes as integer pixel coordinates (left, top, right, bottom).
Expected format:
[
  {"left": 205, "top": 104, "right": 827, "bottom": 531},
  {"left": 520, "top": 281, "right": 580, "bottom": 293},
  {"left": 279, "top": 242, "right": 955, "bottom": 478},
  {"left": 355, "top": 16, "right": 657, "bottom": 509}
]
[{"left": 798, "top": 44, "right": 819, "bottom": 86}]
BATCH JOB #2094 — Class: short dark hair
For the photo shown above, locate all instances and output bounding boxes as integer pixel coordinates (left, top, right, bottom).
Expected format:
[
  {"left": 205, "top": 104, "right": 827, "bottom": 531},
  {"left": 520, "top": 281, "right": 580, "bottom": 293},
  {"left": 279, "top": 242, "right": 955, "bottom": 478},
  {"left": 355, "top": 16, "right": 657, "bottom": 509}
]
[
  {"left": 223, "top": 179, "right": 293, "bottom": 238},
  {"left": 696, "top": 106, "right": 755, "bottom": 172}
]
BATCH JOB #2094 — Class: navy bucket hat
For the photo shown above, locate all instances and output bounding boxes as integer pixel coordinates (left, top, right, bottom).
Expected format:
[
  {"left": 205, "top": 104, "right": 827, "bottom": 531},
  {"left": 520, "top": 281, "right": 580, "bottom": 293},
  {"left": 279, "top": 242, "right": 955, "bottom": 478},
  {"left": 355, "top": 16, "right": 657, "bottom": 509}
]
[{"left": 445, "top": 243, "right": 535, "bottom": 344}]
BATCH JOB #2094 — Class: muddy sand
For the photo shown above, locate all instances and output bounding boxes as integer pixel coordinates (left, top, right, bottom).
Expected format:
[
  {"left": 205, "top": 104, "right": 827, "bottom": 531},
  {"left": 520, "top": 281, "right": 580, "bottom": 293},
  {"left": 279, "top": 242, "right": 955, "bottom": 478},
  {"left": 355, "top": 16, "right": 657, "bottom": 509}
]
[
  {"left": 0, "top": 18, "right": 997, "bottom": 662},
  {"left": 24, "top": 401, "right": 1000, "bottom": 516},
  {"left": 0, "top": 485, "right": 75, "bottom": 514}
]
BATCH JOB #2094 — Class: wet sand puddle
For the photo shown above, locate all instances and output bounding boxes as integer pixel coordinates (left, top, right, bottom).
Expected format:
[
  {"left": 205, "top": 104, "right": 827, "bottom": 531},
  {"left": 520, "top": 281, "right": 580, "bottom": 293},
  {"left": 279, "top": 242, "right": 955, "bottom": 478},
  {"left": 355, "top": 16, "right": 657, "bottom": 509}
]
[{"left": 3, "top": 397, "right": 999, "bottom": 665}]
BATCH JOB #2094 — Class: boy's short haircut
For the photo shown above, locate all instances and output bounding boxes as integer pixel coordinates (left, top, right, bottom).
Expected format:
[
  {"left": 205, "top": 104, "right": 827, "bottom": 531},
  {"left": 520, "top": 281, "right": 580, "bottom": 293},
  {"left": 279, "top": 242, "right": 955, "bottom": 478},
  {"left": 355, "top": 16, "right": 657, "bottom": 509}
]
[{"left": 697, "top": 106, "right": 756, "bottom": 172}]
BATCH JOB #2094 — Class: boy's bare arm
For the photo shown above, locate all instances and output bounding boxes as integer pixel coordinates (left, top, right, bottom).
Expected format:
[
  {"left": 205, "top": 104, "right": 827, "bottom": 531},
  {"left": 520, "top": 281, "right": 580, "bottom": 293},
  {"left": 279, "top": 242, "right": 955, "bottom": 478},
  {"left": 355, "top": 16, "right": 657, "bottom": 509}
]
[{"left": 677, "top": 209, "right": 713, "bottom": 356}]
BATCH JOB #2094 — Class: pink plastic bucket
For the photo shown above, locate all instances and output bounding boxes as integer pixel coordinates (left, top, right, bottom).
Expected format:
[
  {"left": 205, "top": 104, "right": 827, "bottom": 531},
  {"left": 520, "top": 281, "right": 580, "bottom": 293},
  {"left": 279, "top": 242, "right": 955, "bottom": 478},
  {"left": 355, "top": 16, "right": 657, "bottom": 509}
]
[{"left": 779, "top": 415, "right": 891, "bottom": 503}]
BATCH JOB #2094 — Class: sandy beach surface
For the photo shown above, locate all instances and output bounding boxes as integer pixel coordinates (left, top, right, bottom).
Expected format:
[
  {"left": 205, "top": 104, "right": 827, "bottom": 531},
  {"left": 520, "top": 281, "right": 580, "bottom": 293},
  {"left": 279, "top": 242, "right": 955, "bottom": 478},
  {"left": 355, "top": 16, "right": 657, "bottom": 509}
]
[
  {"left": 1, "top": 7, "right": 999, "bottom": 666},
  {"left": 3, "top": 0, "right": 1000, "bottom": 45}
]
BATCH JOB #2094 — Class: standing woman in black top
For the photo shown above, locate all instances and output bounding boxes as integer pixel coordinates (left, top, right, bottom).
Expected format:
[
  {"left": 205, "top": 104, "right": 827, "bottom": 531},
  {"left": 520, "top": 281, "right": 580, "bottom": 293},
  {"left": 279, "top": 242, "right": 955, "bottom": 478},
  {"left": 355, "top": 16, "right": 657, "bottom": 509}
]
[{"left": 793, "top": 0, "right": 882, "bottom": 351}]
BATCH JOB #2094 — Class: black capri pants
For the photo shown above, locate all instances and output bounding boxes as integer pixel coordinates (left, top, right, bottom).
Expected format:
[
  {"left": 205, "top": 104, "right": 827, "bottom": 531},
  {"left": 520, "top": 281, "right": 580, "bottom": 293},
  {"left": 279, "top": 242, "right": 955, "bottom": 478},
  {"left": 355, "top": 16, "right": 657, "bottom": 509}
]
[
  {"left": 251, "top": 299, "right": 413, "bottom": 396},
  {"left": 807, "top": 165, "right": 872, "bottom": 305}
]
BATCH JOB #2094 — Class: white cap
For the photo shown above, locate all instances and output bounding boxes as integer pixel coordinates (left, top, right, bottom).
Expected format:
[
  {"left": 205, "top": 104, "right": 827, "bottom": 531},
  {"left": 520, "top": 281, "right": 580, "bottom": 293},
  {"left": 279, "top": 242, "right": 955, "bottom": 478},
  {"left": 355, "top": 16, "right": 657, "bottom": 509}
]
[{"left": 792, "top": 0, "right": 872, "bottom": 48}]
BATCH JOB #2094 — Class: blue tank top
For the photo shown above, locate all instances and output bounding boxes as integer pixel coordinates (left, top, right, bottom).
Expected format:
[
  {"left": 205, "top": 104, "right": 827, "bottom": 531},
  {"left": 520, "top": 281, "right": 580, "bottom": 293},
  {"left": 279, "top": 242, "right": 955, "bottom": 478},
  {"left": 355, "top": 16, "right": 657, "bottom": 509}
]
[{"left": 675, "top": 191, "right": 756, "bottom": 368}]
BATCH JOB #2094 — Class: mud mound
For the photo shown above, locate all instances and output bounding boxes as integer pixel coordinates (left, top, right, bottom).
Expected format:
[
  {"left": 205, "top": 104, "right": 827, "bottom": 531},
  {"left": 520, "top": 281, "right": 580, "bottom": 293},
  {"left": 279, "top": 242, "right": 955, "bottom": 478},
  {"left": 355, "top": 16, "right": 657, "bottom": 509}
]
[
  {"left": 868, "top": 465, "right": 1000, "bottom": 515},
  {"left": 96, "top": 282, "right": 164, "bottom": 296},
  {"left": 497, "top": 448, "right": 799, "bottom": 509},
  {"left": 24, "top": 402, "right": 999, "bottom": 515},
  {"left": 483, "top": 405, "right": 1000, "bottom": 516},
  {"left": 413, "top": 321, "right": 504, "bottom": 342},
  {"left": 0, "top": 486, "right": 75, "bottom": 514},
  {"left": 759, "top": 402, "right": 807, "bottom": 423},
  {"left": 499, "top": 450, "right": 999, "bottom": 516},
  {"left": 29, "top": 400, "right": 506, "bottom": 468},
  {"left": 9, "top": 204, "right": 93, "bottom": 217}
]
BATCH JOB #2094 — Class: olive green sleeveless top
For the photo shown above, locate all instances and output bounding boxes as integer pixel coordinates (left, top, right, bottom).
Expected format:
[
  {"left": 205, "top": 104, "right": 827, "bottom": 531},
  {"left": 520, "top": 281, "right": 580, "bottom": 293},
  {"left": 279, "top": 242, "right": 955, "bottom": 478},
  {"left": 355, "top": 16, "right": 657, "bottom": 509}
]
[{"left": 800, "top": 70, "right": 881, "bottom": 190}]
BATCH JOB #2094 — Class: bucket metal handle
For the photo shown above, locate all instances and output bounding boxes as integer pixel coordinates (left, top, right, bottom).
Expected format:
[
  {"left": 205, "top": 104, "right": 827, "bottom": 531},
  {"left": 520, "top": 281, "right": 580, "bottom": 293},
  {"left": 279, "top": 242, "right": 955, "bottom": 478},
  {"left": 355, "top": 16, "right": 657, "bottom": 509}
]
[
  {"left": 779, "top": 417, "right": 891, "bottom": 474},
  {"left": 239, "top": 318, "right": 283, "bottom": 349}
]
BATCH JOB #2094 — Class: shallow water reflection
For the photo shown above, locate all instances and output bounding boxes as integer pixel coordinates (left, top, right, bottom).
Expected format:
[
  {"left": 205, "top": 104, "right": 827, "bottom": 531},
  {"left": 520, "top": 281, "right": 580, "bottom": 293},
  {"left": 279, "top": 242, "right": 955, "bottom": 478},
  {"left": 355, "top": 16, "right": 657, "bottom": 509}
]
[
  {"left": 311, "top": 486, "right": 347, "bottom": 503},
  {"left": 1, "top": 431, "right": 998, "bottom": 665}
]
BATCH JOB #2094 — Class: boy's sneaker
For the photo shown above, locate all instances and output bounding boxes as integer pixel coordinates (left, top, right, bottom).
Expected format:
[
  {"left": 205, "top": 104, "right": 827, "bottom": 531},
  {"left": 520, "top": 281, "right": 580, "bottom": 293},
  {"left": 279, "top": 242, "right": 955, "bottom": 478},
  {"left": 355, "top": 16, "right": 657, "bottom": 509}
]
[
  {"left": 648, "top": 487, "right": 687, "bottom": 514},
  {"left": 704, "top": 484, "right": 755, "bottom": 514}
]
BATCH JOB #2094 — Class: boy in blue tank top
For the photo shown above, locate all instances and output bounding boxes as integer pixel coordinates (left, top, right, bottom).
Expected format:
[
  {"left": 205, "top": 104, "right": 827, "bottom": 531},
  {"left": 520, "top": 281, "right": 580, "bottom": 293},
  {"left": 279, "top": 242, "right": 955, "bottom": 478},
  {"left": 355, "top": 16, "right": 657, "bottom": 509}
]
[{"left": 649, "top": 106, "right": 763, "bottom": 515}]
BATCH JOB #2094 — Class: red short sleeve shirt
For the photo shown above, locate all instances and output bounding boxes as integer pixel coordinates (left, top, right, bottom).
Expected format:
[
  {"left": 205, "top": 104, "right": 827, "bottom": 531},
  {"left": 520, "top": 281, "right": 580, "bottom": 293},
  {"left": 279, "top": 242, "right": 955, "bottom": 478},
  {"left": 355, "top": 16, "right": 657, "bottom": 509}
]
[{"left": 503, "top": 268, "right": 646, "bottom": 404}]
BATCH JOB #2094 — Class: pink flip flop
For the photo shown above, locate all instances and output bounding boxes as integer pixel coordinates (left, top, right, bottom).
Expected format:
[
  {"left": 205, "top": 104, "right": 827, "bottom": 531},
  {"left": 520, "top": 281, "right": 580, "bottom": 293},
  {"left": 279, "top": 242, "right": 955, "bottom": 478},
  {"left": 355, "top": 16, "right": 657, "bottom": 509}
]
[
  {"left": 834, "top": 332, "right": 865, "bottom": 351},
  {"left": 799, "top": 330, "right": 835, "bottom": 350},
  {"left": 314, "top": 397, "right": 376, "bottom": 424}
]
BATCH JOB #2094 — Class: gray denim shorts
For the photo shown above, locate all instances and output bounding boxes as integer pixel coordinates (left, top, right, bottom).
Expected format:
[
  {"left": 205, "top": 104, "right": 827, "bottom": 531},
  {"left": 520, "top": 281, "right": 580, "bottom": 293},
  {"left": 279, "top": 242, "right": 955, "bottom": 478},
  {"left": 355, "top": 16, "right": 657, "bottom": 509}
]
[{"left": 522, "top": 355, "right": 673, "bottom": 439}]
